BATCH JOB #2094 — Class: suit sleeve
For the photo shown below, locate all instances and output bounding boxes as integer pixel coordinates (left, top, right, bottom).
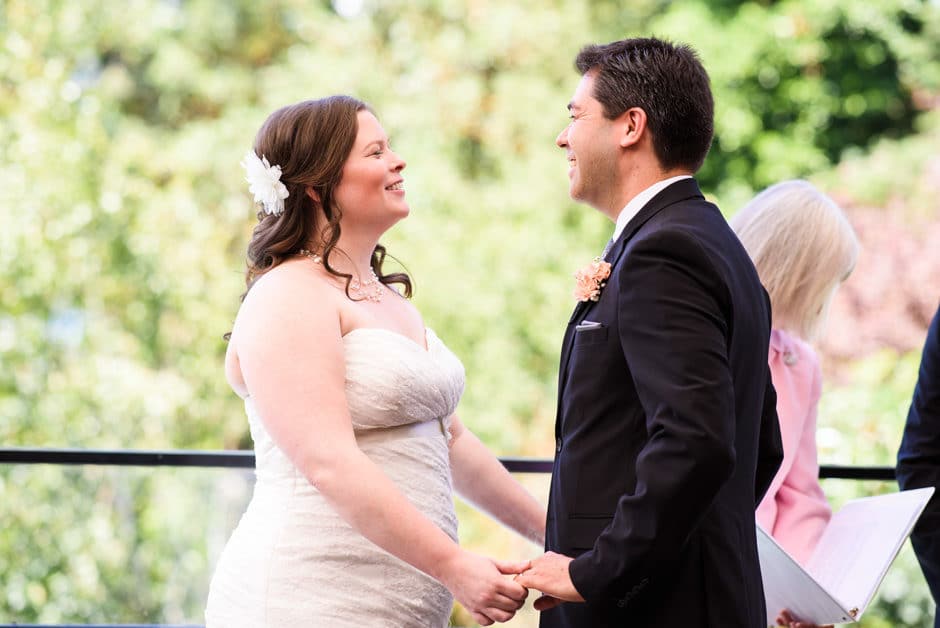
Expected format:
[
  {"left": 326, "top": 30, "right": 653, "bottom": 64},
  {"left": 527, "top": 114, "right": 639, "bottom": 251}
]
[
  {"left": 898, "top": 304, "right": 940, "bottom": 525},
  {"left": 897, "top": 304, "right": 940, "bottom": 603},
  {"left": 569, "top": 229, "right": 742, "bottom": 602}
]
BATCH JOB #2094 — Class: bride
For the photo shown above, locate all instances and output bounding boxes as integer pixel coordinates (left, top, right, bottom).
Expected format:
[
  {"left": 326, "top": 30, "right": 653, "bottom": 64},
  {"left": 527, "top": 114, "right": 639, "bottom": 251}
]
[{"left": 205, "top": 95, "right": 546, "bottom": 627}]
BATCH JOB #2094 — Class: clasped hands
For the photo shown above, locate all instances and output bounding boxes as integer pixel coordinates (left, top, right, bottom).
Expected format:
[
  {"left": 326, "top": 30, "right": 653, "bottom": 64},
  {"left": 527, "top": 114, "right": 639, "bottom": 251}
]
[
  {"left": 446, "top": 551, "right": 583, "bottom": 626},
  {"left": 454, "top": 552, "right": 833, "bottom": 628}
]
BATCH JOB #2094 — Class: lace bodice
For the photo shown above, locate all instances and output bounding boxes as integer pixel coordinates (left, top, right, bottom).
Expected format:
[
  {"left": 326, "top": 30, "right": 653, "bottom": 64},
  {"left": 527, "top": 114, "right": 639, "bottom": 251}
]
[{"left": 344, "top": 327, "right": 465, "bottom": 430}]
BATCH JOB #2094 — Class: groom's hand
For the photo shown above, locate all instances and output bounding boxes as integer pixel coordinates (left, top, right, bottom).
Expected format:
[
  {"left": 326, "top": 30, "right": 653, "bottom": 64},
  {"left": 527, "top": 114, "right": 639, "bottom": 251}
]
[{"left": 514, "top": 551, "right": 585, "bottom": 610}]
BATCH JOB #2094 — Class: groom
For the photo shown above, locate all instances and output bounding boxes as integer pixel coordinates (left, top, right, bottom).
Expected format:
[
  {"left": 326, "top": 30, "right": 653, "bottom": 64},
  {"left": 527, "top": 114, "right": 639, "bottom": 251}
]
[{"left": 516, "top": 38, "right": 784, "bottom": 627}]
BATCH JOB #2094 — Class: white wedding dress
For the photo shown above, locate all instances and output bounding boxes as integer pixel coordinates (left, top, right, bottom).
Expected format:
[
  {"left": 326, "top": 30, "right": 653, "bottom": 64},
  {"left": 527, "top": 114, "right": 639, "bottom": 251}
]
[{"left": 205, "top": 327, "right": 465, "bottom": 627}]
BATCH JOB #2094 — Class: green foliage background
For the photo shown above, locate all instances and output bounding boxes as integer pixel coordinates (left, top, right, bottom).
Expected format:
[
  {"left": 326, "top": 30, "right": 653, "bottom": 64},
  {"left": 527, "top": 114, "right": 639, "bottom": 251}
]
[{"left": 1, "top": 0, "right": 938, "bottom": 625}]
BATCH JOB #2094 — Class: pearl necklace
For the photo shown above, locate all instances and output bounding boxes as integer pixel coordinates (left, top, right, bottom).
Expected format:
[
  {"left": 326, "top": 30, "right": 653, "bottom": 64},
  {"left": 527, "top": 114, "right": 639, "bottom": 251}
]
[{"left": 298, "top": 249, "right": 385, "bottom": 303}]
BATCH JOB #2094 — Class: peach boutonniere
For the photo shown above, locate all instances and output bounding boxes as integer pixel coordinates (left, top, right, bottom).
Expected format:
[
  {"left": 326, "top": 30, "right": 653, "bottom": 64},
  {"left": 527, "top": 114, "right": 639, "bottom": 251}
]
[{"left": 573, "top": 257, "right": 612, "bottom": 302}]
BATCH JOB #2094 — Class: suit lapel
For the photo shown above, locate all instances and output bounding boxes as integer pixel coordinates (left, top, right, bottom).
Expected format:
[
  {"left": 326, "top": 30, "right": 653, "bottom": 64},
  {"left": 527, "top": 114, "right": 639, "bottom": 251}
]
[
  {"left": 567, "top": 298, "right": 592, "bottom": 325},
  {"left": 555, "top": 178, "right": 706, "bottom": 437}
]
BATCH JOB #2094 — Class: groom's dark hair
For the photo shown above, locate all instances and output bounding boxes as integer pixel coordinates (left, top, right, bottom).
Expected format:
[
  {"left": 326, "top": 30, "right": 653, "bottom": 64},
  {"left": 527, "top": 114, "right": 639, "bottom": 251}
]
[{"left": 575, "top": 37, "right": 714, "bottom": 173}]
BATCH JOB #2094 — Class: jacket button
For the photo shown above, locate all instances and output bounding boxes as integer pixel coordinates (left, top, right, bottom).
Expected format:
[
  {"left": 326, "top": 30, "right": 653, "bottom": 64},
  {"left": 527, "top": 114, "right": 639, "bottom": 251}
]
[{"left": 555, "top": 437, "right": 562, "bottom": 452}]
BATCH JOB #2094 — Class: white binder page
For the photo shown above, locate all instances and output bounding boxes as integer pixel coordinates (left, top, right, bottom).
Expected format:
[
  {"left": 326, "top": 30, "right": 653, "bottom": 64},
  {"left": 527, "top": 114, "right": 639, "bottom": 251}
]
[
  {"left": 805, "top": 487, "right": 935, "bottom": 621},
  {"left": 758, "top": 487, "right": 934, "bottom": 626},
  {"left": 758, "top": 526, "right": 851, "bottom": 625}
]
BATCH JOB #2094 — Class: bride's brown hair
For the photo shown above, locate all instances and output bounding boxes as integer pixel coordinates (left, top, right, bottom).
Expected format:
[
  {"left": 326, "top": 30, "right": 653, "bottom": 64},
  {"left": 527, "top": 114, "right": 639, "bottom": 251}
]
[{"left": 242, "top": 95, "right": 412, "bottom": 299}]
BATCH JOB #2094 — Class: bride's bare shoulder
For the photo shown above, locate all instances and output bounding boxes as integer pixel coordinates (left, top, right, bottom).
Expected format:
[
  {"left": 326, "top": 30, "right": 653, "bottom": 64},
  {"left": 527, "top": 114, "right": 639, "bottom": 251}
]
[
  {"left": 225, "top": 260, "right": 343, "bottom": 397},
  {"left": 234, "top": 259, "right": 338, "bottom": 332}
]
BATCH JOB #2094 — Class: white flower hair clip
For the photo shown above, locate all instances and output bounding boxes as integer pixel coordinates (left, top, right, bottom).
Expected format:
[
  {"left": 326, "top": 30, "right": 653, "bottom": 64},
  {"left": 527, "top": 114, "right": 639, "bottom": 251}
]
[{"left": 241, "top": 150, "right": 289, "bottom": 216}]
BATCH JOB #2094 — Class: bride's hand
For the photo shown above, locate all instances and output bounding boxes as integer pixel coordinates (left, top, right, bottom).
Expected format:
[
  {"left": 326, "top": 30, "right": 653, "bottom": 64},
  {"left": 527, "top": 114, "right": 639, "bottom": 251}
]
[{"left": 439, "top": 550, "right": 530, "bottom": 625}]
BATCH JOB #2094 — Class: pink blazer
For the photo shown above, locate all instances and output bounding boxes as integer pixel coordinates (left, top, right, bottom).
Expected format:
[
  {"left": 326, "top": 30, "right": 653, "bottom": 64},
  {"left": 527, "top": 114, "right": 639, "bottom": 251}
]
[{"left": 756, "top": 329, "right": 832, "bottom": 566}]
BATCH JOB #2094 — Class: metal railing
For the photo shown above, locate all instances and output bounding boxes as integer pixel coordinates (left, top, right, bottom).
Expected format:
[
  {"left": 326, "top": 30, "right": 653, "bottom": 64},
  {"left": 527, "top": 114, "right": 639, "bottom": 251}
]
[{"left": 0, "top": 447, "right": 897, "bottom": 480}]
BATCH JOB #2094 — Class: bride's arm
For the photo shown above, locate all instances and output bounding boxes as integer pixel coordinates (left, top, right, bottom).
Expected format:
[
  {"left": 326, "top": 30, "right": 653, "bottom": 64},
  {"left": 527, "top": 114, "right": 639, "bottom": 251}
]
[
  {"left": 232, "top": 266, "right": 527, "bottom": 625},
  {"left": 448, "top": 415, "right": 546, "bottom": 546}
]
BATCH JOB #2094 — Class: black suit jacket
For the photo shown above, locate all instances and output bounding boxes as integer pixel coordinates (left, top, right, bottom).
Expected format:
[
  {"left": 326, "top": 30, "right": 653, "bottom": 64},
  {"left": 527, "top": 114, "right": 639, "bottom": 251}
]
[
  {"left": 897, "top": 302, "right": 940, "bottom": 625},
  {"left": 542, "top": 179, "right": 783, "bottom": 628}
]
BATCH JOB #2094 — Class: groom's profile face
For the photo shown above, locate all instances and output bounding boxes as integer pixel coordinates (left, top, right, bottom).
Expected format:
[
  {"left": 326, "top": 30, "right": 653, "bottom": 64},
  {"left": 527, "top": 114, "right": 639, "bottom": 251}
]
[{"left": 556, "top": 71, "right": 620, "bottom": 212}]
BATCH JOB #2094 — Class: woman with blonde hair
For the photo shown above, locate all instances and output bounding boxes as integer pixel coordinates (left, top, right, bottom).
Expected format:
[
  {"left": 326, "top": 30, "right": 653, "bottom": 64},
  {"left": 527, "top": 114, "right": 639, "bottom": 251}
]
[
  {"left": 732, "top": 179, "right": 859, "bottom": 628},
  {"left": 205, "top": 96, "right": 544, "bottom": 627}
]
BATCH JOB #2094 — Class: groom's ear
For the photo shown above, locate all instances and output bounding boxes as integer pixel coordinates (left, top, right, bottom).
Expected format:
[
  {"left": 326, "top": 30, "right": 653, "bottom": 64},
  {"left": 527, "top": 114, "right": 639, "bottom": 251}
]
[{"left": 618, "top": 107, "right": 647, "bottom": 148}]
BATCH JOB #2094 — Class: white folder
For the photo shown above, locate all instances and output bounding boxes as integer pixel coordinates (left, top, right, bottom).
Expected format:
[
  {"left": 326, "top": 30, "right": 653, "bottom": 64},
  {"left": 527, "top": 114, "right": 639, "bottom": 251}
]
[{"left": 758, "top": 486, "right": 935, "bottom": 626}]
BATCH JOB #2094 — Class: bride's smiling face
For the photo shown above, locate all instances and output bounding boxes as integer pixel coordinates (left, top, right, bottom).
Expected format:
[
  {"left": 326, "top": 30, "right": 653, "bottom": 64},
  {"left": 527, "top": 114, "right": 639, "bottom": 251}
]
[{"left": 333, "top": 111, "right": 408, "bottom": 230}]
